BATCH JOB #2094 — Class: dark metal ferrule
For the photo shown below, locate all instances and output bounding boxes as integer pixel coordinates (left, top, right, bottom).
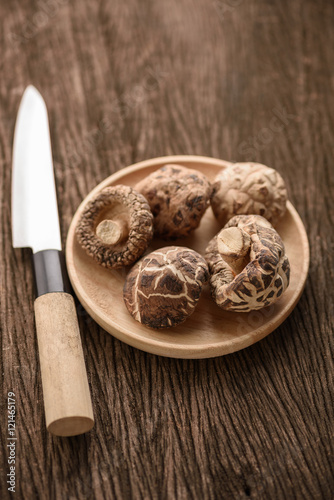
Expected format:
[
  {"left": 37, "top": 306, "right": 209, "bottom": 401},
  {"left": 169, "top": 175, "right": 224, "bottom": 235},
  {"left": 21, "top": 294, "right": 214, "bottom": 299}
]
[{"left": 32, "top": 249, "right": 71, "bottom": 297}]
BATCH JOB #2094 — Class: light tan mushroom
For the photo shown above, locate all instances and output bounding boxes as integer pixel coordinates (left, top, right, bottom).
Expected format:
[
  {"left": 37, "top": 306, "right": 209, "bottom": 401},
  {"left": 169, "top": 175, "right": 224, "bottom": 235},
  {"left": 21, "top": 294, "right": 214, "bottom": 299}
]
[
  {"left": 205, "top": 214, "right": 290, "bottom": 311},
  {"left": 76, "top": 185, "right": 154, "bottom": 269},
  {"left": 123, "top": 246, "right": 209, "bottom": 328},
  {"left": 135, "top": 164, "right": 212, "bottom": 239},
  {"left": 211, "top": 162, "right": 288, "bottom": 226}
]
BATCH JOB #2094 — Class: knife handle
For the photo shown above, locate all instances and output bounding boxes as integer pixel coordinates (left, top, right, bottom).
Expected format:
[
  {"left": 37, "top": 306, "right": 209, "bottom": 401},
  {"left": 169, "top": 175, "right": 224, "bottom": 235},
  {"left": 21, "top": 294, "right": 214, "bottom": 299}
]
[{"left": 33, "top": 250, "right": 94, "bottom": 437}]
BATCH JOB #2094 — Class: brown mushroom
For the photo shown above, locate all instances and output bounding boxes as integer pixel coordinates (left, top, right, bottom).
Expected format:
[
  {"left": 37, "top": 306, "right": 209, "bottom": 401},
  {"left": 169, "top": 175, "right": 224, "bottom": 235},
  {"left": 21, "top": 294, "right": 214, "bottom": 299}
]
[
  {"left": 211, "top": 162, "right": 288, "bottom": 226},
  {"left": 76, "top": 185, "right": 154, "bottom": 269},
  {"left": 135, "top": 164, "right": 212, "bottom": 239},
  {"left": 123, "top": 246, "right": 209, "bottom": 328},
  {"left": 205, "top": 214, "right": 290, "bottom": 311}
]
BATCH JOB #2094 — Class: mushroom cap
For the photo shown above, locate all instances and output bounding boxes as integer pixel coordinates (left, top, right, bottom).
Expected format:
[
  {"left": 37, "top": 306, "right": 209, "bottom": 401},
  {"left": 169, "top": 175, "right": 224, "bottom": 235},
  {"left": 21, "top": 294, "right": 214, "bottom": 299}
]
[
  {"left": 205, "top": 214, "right": 290, "bottom": 312},
  {"left": 135, "top": 164, "right": 212, "bottom": 239},
  {"left": 123, "top": 246, "right": 209, "bottom": 329},
  {"left": 76, "top": 185, "right": 154, "bottom": 269},
  {"left": 211, "top": 162, "right": 288, "bottom": 226}
]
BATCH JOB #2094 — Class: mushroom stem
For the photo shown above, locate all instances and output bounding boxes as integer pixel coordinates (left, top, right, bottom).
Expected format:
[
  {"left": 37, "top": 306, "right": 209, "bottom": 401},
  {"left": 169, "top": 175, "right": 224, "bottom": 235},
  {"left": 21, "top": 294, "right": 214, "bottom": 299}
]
[
  {"left": 217, "top": 226, "right": 251, "bottom": 275},
  {"left": 96, "top": 219, "right": 128, "bottom": 245}
]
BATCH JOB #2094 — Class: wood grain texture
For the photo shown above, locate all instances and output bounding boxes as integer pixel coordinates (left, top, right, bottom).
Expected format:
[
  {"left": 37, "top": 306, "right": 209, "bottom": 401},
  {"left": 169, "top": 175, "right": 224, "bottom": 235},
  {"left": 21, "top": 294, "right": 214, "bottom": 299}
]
[
  {"left": 1, "top": 0, "right": 333, "bottom": 498},
  {"left": 34, "top": 292, "right": 94, "bottom": 436}
]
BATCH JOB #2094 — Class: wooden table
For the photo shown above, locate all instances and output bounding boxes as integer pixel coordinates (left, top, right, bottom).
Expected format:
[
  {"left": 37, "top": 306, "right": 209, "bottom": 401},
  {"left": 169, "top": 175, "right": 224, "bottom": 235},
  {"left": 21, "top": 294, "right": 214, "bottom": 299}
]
[{"left": 1, "top": 0, "right": 333, "bottom": 498}]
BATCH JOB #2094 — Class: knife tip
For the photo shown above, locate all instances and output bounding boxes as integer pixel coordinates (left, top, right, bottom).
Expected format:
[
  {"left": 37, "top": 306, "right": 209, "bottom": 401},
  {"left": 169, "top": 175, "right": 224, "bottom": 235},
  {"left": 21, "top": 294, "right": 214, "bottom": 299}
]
[
  {"left": 18, "top": 85, "right": 46, "bottom": 117},
  {"left": 23, "top": 85, "right": 42, "bottom": 100}
]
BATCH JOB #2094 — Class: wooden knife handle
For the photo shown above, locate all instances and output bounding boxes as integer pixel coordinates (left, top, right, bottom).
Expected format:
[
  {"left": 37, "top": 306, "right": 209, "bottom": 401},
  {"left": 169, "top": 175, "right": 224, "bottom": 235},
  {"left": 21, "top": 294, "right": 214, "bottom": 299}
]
[{"left": 34, "top": 292, "right": 94, "bottom": 437}]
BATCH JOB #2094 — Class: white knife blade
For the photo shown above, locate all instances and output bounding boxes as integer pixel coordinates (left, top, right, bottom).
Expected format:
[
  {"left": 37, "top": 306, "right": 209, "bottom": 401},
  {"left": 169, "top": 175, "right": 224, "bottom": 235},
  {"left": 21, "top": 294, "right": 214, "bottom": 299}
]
[{"left": 12, "top": 85, "right": 62, "bottom": 253}]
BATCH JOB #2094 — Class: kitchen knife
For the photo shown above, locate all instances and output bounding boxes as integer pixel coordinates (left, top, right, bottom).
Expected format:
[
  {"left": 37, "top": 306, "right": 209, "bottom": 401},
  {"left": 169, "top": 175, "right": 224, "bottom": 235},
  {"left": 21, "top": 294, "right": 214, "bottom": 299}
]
[{"left": 11, "top": 85, "right": 94, "bottom": 437}]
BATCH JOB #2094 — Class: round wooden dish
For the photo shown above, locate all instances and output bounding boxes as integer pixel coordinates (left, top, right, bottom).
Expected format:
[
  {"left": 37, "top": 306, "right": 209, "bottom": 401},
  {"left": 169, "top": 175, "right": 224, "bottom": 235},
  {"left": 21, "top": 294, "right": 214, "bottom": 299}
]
[{"left": 66, "top": 155, "right": 310, "bottom": 359}]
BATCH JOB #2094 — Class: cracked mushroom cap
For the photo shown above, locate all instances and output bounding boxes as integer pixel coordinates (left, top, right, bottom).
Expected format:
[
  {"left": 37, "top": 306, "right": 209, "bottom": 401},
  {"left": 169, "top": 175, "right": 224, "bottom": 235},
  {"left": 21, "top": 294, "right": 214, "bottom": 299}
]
[
  {"left": 123, "top": 246, "right": 209, "bottom": 329},
  {"left": 135, "top": 164, "right": 212, "bottom": 239},
  {"left": 76, "top": 185, "right": 154, "bottom": 269},
  {"left": 211, "top": 162, "right": 288, "bottom": 226},
  {"left": 205, "top": 215, "right": 290, "bottom": 312}
]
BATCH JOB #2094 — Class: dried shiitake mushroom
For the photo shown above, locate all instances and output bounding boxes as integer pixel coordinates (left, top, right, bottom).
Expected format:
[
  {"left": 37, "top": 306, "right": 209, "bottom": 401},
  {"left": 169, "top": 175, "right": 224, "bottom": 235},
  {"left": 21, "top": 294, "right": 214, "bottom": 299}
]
[
  {"left": 123, "top": 246, "right": 209, "bottom": 328},
  {"left": 76, "top": 185, "right": 153, "bottom": 269},
  {"left": 135, "top": 164, "right": 212, "bottom": 239},
  {"left": 211, "top": 162, "right": 288, "bottom": 226},
  {"left": 205, "top": 214, "right": 290, "bottom": 312}
]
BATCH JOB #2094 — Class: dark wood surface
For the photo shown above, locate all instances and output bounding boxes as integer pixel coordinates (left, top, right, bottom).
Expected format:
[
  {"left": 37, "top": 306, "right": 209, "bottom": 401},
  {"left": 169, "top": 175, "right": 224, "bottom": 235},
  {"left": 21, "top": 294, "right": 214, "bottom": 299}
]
[{"left": 1, "top": 0, "right": 333, "bottom": 498}]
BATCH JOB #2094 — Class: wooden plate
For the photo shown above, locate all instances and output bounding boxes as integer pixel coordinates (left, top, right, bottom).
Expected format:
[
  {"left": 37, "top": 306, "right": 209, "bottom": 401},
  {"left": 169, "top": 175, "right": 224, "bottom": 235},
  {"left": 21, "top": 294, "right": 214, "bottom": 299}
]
[{"left": 66, "top": 155, "right": 310, "bottom": 359}]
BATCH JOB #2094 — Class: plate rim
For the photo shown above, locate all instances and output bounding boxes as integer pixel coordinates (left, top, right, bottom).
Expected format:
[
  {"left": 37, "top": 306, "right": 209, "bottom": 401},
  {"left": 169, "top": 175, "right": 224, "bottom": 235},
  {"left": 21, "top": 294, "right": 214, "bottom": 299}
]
[{"left": 66, "top": 155, "right": 310, "bottom": 358}]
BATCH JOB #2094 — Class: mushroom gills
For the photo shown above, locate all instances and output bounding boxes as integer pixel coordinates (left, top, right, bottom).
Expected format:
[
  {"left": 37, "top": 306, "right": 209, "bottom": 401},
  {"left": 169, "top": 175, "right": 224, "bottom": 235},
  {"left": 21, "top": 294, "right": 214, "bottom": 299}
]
[
  {"left": 205, "top": 215, "right": 290, "bottom": 312},
  {"left": 75, "top": 185, "right": 154, "bottom": 269}
]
